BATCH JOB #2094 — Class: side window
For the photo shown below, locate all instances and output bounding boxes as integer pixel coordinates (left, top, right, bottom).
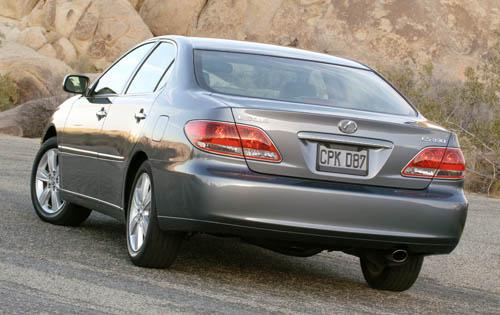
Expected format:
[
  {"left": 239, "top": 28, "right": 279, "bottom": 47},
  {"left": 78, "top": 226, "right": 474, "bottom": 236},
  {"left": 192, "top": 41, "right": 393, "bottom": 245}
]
[
  {"left": 126, "top": 42, "right": 176, "bottom": 94},
  {"left": 92, "top": 43, "right": 154, "bottom": 96}
]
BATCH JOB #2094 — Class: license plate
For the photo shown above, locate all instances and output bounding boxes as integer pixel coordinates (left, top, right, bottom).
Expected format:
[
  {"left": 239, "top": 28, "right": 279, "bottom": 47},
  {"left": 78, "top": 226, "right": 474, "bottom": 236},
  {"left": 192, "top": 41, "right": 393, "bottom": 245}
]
[{"left": 317, "top": 144, "right": 368, "bottom": 175}]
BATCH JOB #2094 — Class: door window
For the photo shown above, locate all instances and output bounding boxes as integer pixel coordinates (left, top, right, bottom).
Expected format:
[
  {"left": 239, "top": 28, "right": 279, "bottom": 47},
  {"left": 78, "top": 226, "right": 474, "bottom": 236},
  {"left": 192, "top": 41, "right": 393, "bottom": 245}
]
[
  {"left": 126, "top": 42, "right": 176, "bottom": 94},
  {"left": 91, "top": 43, "right": 154, "bottom": 96}
]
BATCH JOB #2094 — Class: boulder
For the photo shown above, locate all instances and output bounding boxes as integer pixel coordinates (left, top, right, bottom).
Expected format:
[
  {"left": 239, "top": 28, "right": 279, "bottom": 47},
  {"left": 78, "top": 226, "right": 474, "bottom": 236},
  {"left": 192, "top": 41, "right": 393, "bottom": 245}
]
[
  {"left": 0, "top": 42, "right": 72, "bottom": 104},
  {"left": 139, "top": 0, "right": 206, "bottom": 36},
  {"left": 0, "top": 105, "right": 23, "bottom": 136},
  {"left": 0, "top": 0, "right": 39, "bottom": 20},
  {"left": 0, "top": 94, "right": 70, "bottom": 137},
  {"left": 129, "top": 0, "right": 146, "bottom": 10},
  {"left": 141, "top": 0, "right": 498, "bottom": 79},
  {"left": 53, "top": 37, "right": 77, "bottom": 64},
  {"left": 0, "top": 17, "right": 23, "bottom": 43},
  {"left": 0, "top": 71, "right": 98, "bottom": 137},
  {"left": 24, "top": 0, "right": 153, "bottom": 71},
  {"left": 16, "top": 26, "right": 48, "bottom": 50},
  {"left": 38, "top": 43, "right": 58, "bottom": 58}
]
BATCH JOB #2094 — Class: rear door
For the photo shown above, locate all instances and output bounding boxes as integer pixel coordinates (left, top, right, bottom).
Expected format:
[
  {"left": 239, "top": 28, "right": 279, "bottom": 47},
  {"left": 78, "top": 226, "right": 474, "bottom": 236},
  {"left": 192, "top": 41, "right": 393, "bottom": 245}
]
[{"left": 98, "top": 41, "right": 177, "bottom": 207}]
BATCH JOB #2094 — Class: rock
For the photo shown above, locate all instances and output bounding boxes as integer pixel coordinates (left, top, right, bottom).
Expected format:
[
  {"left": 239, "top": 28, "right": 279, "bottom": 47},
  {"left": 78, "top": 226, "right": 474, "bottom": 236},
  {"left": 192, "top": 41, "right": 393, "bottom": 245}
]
[
  {"left": 53, "top": 37, "right": 77, "bottom": 64},
  {"left": 139, "top": 0, "right": 207, "bottom": 36},
  {"left": 0, "top": 0, "right": 498, "bottom": 82},
  {"left": 0, "top": 42, "right": 72, "bottom": 104},
  {"left": 0, "top": 70, "right": 99, "bottom": 138},
  {"left": 0, "top": 17, "right": 22, "bottom": 41},
  {"left": 129, "top": 0, "right": 146, "bottom": 10},
  {"left": 0, "top": 105, "right": 23, "bottom": 136},
  {"left": 0, "top": 0, "right": 39, "bottom": 20},
  {"left": 0, "top": 94, "right": 70, "bottom": 137},
  {"left": 38, "top": 43, "right": 58, "bottom": 58},
  {"left": 24, "top": 0, "right": 153, "bottom": 71},
  {"left": 144, "top": 0, "right": 497, "bottom": 80},
  {"left": 16, "top": 26, "right": 47, "bottom": 50}
]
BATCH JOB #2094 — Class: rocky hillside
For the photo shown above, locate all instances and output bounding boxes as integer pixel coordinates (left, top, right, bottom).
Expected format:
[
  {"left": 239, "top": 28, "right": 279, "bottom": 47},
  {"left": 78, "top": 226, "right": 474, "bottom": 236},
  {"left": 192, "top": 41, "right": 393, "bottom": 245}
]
[
  {"left": 1, "top": 1, "right": 499, "bottom": 76},
  {"left": 0, "top": 0, "right": 498, "bottom": 131}
]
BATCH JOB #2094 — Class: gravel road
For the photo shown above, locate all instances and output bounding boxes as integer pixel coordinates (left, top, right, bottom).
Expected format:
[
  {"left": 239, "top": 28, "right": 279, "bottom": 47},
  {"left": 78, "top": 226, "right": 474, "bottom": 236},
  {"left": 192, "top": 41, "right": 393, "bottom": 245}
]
[{"left": 0, "top": 135, "right": 498, "bottom": 314}]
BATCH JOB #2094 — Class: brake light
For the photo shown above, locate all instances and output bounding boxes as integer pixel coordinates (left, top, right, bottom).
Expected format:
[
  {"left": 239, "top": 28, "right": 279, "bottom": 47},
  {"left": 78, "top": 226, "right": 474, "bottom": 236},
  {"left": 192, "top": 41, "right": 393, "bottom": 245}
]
[
  {"left": 402, "top": 147, "right": 465, "bottom": 179},
  {"left": 184, "top": 120, "right": 282, "bottom": 162}
]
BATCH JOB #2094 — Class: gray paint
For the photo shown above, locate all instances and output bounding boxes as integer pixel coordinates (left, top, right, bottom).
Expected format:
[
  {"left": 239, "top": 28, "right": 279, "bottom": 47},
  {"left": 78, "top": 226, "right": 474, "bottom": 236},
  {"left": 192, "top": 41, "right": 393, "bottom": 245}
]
[{"left": 46, "top": 36, "right": 467, "bottom": 255}]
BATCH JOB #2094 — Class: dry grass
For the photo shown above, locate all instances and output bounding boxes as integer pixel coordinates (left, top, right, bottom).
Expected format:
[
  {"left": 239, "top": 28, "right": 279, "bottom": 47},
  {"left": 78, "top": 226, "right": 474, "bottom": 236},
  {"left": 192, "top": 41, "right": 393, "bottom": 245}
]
[
  {"left": 379, "top": 39, "right": 500, "bottom": 195},
  {"left": 0, "top": 74, "right": 20, "bottom": 112}
]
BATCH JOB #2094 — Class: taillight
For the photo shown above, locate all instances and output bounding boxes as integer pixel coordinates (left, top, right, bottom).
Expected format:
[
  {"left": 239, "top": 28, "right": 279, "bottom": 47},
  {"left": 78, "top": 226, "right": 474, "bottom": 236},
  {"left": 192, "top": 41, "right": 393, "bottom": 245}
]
[
  {"left": 402, "top": 147, "right": 465, "bottom": 179},
  {"left": 184, "top": 120, "right": 282, "bottom": 162}
]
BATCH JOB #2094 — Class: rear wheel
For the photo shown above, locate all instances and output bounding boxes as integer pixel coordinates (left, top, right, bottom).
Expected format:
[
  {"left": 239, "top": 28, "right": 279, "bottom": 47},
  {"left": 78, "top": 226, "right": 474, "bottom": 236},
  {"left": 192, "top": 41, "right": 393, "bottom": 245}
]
[
  {"left": 360, "top": 254, "right": 424, "bottom": 291},
  {"left": 126, "top": 161, "right": 183, "bottom": 268},
  {"left": 30, "top": 137, "right": 92, "bottom": 226}
]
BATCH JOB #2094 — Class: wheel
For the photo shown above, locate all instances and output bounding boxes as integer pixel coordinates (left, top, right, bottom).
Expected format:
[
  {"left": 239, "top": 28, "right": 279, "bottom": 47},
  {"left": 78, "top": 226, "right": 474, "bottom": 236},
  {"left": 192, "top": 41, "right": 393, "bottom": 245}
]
[
  {"left": 30, "top": 137, "right": 92, "bottom": 226},
  {"left": 126, "top": 160, "right": 183, "bottom": 268},
  {"left": 360, "top": 254, "right": 424, "bottom": 292}
]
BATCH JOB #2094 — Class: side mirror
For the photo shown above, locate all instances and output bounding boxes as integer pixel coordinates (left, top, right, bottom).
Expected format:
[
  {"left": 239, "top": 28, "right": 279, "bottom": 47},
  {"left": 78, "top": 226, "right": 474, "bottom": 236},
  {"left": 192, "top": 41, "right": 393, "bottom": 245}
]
[{"left": 63, "top": 74, "right": 89, "bottom": 94}]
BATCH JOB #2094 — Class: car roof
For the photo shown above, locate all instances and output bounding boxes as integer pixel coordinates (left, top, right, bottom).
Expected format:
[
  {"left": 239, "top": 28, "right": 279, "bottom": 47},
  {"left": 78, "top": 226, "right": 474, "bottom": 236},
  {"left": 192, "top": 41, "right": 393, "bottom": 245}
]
[{"left": 153, "top": 35, "right": 369, "bottom": 70}]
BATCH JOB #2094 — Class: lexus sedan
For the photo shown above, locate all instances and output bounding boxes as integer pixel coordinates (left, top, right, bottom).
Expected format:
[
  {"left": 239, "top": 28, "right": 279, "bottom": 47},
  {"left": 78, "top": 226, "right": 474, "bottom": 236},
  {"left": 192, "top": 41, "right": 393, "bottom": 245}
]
[{"left": 31, "top": 36, "right": 468, "bottom": 291}]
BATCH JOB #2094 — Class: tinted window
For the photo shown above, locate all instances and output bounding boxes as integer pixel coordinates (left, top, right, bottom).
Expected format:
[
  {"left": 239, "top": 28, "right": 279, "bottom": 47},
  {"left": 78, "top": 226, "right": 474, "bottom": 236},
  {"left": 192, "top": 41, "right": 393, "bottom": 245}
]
[
  {"left": 92, "top": 43, "right": 154, "bottom": 96},
  {"left": 127, "top": 42, "right": 176, "bottom": 94},
  {"left": 194, "top": 50, "right": 415, "bottom": 116}
]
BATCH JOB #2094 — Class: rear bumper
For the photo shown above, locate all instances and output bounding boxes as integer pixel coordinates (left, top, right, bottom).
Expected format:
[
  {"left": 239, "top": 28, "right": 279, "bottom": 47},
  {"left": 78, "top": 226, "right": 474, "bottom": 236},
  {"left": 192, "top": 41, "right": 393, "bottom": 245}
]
[{"left": 152, "top": 159, "right": 468, "bottom": 255}]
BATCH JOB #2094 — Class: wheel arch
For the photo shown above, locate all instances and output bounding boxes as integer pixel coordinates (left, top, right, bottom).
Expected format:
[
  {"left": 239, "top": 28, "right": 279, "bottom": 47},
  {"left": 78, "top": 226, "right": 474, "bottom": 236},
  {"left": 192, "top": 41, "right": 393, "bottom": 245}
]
[
  {"left": 123, "top": 150, "right": 149, "bottom": 218},
  {"left": 42, "top": 125, "right": 57, "bottom": 143}
]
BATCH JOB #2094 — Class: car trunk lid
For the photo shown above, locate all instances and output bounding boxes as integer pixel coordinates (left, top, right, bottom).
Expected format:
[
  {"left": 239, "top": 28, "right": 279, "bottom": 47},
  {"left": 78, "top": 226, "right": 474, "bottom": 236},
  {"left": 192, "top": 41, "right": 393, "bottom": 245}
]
[{"left": 216, "top": 95, "right": 451, "bottom": 190}]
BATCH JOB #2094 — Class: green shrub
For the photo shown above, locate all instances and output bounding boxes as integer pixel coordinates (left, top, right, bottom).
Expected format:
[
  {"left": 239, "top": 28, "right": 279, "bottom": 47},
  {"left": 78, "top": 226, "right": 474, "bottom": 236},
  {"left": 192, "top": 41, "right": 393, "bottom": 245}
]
[
  {"left": 0, "top": 73, "right": 20, "bottom": 112},
  {"left": 379, "top": 39, "right": 500, "bottom": 195}
]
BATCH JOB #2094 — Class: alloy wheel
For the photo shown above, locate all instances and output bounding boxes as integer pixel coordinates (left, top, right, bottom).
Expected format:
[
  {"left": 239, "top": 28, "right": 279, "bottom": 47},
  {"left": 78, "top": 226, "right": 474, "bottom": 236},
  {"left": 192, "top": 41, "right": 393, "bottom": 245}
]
[
  {"left": 128, "top": 173, "right": 152, "bottom": 253},
  {"left": 35, "top": 148, "right": 65, "bottom": 214}
]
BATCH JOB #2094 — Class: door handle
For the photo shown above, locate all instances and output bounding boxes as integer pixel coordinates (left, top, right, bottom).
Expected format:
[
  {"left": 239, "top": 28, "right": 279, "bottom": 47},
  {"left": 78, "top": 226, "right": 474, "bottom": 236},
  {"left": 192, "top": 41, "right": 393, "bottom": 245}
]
[
  {"left": 134, "top": 109, "right": 147, "bottom": 121},
  {"left": 96, "top": 107, "right": 107, "bottom": 119}
]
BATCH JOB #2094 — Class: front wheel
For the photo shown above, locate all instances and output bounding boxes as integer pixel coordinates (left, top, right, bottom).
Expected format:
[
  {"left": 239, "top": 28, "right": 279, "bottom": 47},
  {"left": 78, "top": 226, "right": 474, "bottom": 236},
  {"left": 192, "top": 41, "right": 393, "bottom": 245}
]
[
  {"left": 126, "top": 160, "right": 183, "bottom": 268},
  {"left": 30, "top": 137, "right": 92, "bottom": 226},
  {"left": 360, "top": 254, "right": 424, "bottom": 291}
]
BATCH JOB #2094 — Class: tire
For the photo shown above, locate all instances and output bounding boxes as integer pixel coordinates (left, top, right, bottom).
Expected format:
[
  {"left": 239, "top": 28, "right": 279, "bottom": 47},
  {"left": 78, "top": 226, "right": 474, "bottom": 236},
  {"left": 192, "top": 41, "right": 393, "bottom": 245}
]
[
  {"left": 31, "top": 137, "right": 92, "bottom": 226},
  {"left": 360, "top": 255, "right": 424, "bottom": 292},
  {"left": 126, "top": 160, "right": 183, "bottom": 268}
]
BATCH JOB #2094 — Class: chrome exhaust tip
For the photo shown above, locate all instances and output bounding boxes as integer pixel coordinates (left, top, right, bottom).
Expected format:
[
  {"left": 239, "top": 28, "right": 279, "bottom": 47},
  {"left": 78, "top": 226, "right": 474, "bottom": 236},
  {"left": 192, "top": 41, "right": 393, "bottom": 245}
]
[{"left": 390, "top": 249, "right": 408, "bottom": 263}]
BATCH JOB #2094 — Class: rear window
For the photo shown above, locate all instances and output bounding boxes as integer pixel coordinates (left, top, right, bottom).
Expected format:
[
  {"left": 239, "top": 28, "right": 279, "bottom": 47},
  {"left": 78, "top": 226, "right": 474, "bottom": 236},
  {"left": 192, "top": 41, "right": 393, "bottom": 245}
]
[{"left": 194, "top": 50, "right": 416, "bottom": 116}]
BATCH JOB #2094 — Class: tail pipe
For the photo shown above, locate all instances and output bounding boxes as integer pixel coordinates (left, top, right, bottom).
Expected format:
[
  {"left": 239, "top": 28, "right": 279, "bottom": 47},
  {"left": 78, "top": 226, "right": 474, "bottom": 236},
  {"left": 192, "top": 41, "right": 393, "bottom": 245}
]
[{"left": 387, "top": 249, "right": 408, "bottom": 263}]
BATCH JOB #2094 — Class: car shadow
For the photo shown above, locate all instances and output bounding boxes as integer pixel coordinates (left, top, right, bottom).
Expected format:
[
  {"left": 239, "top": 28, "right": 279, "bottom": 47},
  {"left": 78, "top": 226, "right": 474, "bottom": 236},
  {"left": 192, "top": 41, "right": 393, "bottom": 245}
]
[
  {"left": 37, "top": 211, "right": 495, "bottom": 314},
  {"left": 79, "top": 213, "right": 370, "bottom": 293}
]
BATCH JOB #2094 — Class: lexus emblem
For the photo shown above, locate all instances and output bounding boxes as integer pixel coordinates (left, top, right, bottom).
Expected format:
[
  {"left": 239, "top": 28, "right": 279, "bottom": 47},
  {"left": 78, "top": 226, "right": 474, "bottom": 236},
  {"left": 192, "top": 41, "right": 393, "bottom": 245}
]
[{"left": 338, "top": 120, "right": 358, "bottom": 134}]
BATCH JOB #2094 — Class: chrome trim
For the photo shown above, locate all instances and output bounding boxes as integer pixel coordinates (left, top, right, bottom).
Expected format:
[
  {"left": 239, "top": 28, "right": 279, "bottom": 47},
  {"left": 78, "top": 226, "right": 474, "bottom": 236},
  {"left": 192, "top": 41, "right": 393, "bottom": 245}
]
[
  {"left": 297, "top": 132, "right": 393, "bottom": 149},
  {"left": 59, "top": 145, "right": 124, "bottom": 161},
  {"left": 59, "top": 145, "right": 98, "bottom": 157},
  {"left": 99, "top": 152, "right": 125, "bottom": 160},
  {"left": 60, "top": 188, "right": 122, "bottom": 210}
]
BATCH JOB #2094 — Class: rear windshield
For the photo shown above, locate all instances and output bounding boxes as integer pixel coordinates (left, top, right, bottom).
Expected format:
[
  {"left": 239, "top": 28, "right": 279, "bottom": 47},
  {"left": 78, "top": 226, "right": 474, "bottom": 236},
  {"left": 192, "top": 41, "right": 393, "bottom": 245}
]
[{"left": 194, "top": 50, "right": 416, "bottom": 116}]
